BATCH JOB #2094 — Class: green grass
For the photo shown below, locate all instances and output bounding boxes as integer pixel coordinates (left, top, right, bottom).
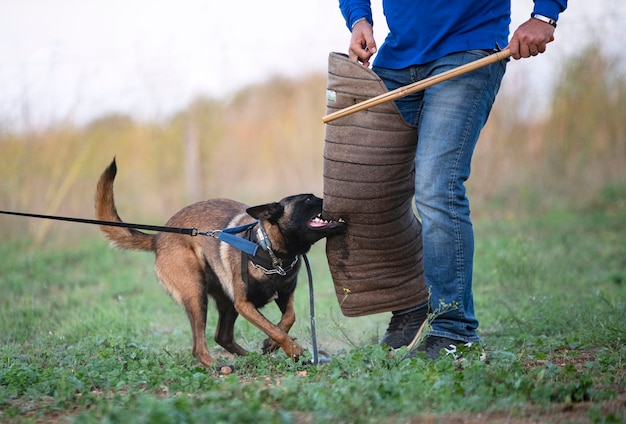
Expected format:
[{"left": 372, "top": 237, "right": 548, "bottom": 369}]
[{"left": 1, "top": 204, "right": 625, "bottom": 423}]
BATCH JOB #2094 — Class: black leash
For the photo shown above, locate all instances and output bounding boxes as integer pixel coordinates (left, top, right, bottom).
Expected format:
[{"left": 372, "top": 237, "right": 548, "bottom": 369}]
[
  {"left": 0, "top": 209, "right": 259, "bottom": 255},
  {"left": 0, "top": 209, "right": 200, "bottom": 236},
  {"left": 303, "top": 254, "right": 320, "bottom": 365}
]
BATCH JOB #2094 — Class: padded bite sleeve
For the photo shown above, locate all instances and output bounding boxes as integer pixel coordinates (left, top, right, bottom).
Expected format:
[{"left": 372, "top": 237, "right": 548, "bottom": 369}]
[{"left": 323, "top": 52, "right": 429, "bottom": 317}]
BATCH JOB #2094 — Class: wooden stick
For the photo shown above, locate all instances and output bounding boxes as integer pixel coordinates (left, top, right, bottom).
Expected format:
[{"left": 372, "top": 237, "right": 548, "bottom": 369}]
[{"left": 323, "top": 49, "right": 511, "bottom": 123}]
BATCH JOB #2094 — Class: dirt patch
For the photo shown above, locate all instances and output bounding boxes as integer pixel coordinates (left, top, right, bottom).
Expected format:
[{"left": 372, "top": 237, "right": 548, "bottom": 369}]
[{"left": 524, "top": 347, "right": 600, "bottom": 371}]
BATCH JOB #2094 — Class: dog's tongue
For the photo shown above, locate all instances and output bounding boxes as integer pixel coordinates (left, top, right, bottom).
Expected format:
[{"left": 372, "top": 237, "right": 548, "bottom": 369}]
[{"left": 309, "top": 217, "right": 329, "bottom": 228}]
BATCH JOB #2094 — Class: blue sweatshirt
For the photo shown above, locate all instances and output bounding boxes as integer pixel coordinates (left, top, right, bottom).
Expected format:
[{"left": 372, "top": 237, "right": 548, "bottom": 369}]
[{"left": 339, "top": 0, "right": 567, "bottom": 68}]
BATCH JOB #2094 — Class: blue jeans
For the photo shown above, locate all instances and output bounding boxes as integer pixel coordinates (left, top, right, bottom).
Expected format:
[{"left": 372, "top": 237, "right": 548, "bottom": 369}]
[{"left": 373, "top": 50, "right": 506, "bottom": 343}]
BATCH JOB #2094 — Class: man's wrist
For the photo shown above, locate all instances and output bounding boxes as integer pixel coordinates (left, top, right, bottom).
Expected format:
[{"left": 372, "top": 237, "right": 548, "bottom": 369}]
[
  {"left": 351, "top": 17, "right": 369, "bottom": 30},
  {"left": 531, "top": 13, "right": 557, "bottom": 28}
]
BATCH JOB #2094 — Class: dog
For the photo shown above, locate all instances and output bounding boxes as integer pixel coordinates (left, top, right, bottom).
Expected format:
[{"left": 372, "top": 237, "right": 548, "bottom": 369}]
[{"left": 95, "top": 159, "right": 345, "bottom": 368}]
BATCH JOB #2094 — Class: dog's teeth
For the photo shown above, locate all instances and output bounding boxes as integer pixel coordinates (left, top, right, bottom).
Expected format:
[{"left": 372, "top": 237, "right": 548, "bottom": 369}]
[
  {"left": 313, "top": 214, "right": 328, "bottom": 223},
  {"left": 312, "top": 214, "right": 345, "bottom": 225}
]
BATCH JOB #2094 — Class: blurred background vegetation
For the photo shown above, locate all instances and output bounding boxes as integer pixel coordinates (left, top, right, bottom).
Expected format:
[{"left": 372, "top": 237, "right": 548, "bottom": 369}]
[{"left": 1, "top": 46, "right": 624, "bottom": 245}]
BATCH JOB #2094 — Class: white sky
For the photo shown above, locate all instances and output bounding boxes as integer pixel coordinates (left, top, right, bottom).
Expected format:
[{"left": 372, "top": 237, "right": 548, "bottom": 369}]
[{"left": 0, "top": 1, "right": 623, "bottom": 131}]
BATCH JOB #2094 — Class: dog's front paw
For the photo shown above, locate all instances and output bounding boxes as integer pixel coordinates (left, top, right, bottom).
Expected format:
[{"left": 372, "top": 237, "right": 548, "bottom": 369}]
[
  {"left": 284, "top": 340, "right": 304, "bottom": 360},
  {"left": 261, "top": 337, "right": 280, "bottom": 354}
]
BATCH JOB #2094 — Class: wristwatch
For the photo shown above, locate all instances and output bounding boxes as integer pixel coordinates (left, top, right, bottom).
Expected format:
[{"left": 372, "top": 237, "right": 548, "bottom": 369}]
[{"left": 531, "top": 13, "right": 557, "bottom": 28}]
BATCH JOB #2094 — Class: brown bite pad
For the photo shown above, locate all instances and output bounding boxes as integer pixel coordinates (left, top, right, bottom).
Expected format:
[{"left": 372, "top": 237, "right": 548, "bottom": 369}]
[{"left": 323, "top": 52, "right": 428, "bottom": 317}]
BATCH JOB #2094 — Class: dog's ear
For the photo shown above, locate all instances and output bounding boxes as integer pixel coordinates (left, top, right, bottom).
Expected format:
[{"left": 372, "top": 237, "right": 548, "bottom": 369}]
[{"left": 246, "top": 202, "right": 284, "bottom": 222}]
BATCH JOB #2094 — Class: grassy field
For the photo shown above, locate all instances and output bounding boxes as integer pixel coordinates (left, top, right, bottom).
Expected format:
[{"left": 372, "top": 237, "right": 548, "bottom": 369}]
[{"left": 1, "top": 196, "right": 624, "bottom": 423}]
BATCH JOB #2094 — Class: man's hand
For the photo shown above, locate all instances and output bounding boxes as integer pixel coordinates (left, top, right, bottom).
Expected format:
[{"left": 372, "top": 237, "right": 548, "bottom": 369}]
[
  {"left": 508, "top": 17, "right": 556, "bottom": 60},
  {"left": 348, "top": 19, "right": 377, "bottom": 67}
]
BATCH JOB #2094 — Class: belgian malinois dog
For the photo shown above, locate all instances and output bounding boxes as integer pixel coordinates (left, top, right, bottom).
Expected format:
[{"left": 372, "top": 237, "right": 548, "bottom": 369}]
[{"left": 95, "top": 159, "right": 345, "bottom": 368}]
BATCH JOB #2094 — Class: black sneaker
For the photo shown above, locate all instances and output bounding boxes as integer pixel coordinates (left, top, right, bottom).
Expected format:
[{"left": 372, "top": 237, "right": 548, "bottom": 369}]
[
  {"left": 421, "top": 336, "right": 486, "bottom": 361},
  {"left": 379, "top": 304, "right": 428, "bottom": 349}
]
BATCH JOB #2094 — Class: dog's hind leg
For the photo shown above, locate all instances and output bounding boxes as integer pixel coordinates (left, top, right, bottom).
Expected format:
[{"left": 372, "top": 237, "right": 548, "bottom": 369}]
[
  {"left": 213, "top": 292, "right": 248, "bottom": 356},
  {"left": 155, "top": 256, "right": 215, "bottom": 368},
  {"left": 183, "top": 293, "right": 215, "bottom": 367}
]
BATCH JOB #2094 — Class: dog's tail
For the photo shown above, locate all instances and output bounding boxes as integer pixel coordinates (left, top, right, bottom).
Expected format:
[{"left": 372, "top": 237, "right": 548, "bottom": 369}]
[{"left": 95, "top": 158, "right": 155, "bottom": 252}]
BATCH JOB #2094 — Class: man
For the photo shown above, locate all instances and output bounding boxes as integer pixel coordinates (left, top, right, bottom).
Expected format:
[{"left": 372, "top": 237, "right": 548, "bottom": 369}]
[{"left": 337, "top": 0, "right": 567, "bottom": 359}]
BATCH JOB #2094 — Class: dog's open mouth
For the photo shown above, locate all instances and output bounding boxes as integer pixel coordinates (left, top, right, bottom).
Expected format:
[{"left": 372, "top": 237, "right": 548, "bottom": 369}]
[{"left": 308, "top": 213, "right": 346, "bottom": 230}]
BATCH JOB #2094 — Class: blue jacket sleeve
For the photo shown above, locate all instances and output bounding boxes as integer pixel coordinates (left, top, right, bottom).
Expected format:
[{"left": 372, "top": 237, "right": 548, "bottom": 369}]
[
  {"left": 533, "top": 0, "right": 567, "bottom": 21},
  {"left": 339, "top": 0, "right": 373, "bottom": 31}
]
